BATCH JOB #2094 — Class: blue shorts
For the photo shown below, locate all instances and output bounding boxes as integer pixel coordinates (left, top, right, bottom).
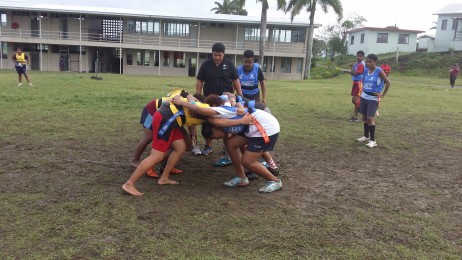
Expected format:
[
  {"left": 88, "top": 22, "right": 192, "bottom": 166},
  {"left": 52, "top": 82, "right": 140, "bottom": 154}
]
[
  {"left": 15, "top": 63, "right": 27, "bottom": 75},
  {"left": 240, "top": 132, "right": 279, "bottom": 152},
  {"left": 359, "top": 97, "right": 379, "bottom": 117},
  {"left": 139, "top": 106, "right": 153, "bottom": 130}
]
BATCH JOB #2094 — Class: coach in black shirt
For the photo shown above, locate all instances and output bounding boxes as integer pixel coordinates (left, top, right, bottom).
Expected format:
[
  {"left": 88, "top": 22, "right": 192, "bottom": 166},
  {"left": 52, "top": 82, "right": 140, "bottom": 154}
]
[{"left": 196, "top": 42, "right": 243, "bottom": 97}]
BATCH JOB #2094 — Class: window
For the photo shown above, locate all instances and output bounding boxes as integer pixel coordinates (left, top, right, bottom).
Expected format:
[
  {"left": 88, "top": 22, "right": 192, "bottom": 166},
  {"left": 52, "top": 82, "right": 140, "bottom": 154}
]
[
  {"left": 136, "top": 51, "right": 142, "bottom": 65},
  {"left": 376, "top": 33, "right": 388, "bottom": 43},
  {"left": 163, "top": 51, "right": 170, "bottom": 66},
  {"left": 398, "top": 34, "right": 409, "bottom": 44},
  {"left": 262, "top": 57, "right": 275, "bottom": 72},
  {"left": 245, "top": 27, "right": 269, "bottom": 41},
  {"left": 360, "top": 33, "right": 365, "bottom": 44},
  {"left": 272, "top": 29, "right": 291, "bottom": 42},
  {"left": 164, "top": 22, "right": 190, "bottom": 37},
  {"left": 153, "top": 50, "right": 159, "bottom": 67},
  {"left": 350, "top": 35, "right": 355, "bottom": 45},
  {"left": 297, "top": 58, "right": 303, "bottom": 73},
  {"left": 144, "top": 51, "right": 150, "bottom": 66},
  {"left": 441, "top": 19, "right": 447, "bottom": 30},
  {"left": 173, "top": 52, "right": 185, "bottom": 68},
  {"left": 452, "top": 19, "right": 458, "bottom": 30},
  {"left": 280, "top": 58, "right": 292, "bottom": 73},
  {"left": 128, "top": 19, "right": 160, "bottom": 35},
  {"left": 126, "top": 53, "right": 133, "bottom": 65},
  {"left": 1, "top": 13, "right": 6, "bottom": 27},
  {"left": 1, "top": 42, "right": 7, "bottom": 58}
]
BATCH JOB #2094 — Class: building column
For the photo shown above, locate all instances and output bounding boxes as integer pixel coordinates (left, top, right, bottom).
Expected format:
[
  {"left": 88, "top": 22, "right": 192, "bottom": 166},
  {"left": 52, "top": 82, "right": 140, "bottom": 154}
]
[
  {"left": 79, "top": 14, "right": 82, "bottom": 73},
  {"left": 39, "top": 14, "right": 42, "bottom": 71}
]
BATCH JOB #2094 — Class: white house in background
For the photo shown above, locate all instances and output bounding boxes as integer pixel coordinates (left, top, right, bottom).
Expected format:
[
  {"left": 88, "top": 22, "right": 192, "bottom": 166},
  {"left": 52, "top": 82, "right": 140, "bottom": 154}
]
[
  {"left": 346, "top": 27, "right": 424, "bottom": 55},
  {"left": 431, "top": 3, "right": 462, "bottom": 52},
  {"left": 417, "top": 35, "right": 435, "bottom": 52}
]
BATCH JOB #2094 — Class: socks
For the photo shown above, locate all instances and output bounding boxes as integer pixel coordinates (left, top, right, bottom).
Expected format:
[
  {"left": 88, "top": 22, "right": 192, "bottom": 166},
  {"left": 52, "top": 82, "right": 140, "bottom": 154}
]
[
  {"left": 369, "top": 125, "right": 376, "bottom": 141},
  {"left": 267, "top": 159, "right": 277, "bottom": 169},
  {"left": 363, "top": 123, "right": 370, "bottom": 138}
]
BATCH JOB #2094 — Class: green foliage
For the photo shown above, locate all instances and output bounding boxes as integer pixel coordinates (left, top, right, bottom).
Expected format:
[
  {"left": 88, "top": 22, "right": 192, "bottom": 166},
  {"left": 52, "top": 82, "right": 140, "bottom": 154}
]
[{"left": 311, "top": 66, "right": 343, "bottom": 79}]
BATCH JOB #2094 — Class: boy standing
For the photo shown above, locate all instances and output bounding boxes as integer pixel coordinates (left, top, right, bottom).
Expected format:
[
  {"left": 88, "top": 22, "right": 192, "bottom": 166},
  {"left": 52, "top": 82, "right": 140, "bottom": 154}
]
[
  {"left": 12, "top": 48, "right": 33, "bottom": 87},
  {"left": 349, "top": 50, "right": 365, "bottom": 122}
]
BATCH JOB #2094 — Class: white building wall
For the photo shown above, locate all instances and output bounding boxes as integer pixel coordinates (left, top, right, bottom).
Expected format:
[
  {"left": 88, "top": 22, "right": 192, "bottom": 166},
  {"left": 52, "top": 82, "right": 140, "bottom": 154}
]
[
  {"left": 433, "top": 14, "right": 462, "bottom": 52},
  {"left": 348, "top": 30, "right": 419, "bottom": 55}
]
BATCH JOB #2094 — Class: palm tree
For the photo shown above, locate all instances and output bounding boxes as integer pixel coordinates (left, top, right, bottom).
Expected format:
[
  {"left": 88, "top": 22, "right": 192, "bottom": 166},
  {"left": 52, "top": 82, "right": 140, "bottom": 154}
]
[
  {"left": 286, "top": 0, "right": 343, "bottom": 79},
  {"left": 211, "top": 0, "right": 238, "bottom": 14}
]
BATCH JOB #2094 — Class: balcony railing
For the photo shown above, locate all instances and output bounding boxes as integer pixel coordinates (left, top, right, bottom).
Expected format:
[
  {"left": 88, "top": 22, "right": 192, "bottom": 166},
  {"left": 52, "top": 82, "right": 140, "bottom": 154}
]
[{"left": 0, "top": 29, "right": 306, "bottom": 53}]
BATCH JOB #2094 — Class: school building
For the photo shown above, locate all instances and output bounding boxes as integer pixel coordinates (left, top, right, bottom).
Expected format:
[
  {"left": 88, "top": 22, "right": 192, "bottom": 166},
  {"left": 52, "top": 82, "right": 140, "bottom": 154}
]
[{"left": 0, "top": 2, "right": 317, "bottom": 80}]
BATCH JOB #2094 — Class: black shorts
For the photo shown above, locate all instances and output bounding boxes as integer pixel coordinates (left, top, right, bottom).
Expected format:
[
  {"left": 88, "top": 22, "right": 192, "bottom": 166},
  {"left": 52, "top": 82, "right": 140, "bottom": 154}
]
[
  {"left": 359, "top": 97, "right": 379, "bottom": 117},
  {"left": 239, "top": 132, "right": 279, "bottom": 152}
]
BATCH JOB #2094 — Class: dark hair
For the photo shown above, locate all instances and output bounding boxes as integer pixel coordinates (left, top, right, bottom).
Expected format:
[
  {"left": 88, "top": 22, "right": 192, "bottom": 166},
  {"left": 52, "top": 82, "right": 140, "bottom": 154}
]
[
  {"left": 212, "top": 42, "right": 225, "bottom": 53},
  {"left": 243, "top": 50, "right": 254, "bottom": 58},
  {"left": 366, "top": 54, "right": 378, "bottom": 62},
  {"left": 201, "top": 121, "right": 213, "bottom": 139},
  {"left": 193, "top": 93, "right": 206, "bottom": 102},
  {"left": 356, "top": 50, "right": 365, "bottom": 57},
  {"left": 204, "top": 94, "right": 223, "bottom": 107}
]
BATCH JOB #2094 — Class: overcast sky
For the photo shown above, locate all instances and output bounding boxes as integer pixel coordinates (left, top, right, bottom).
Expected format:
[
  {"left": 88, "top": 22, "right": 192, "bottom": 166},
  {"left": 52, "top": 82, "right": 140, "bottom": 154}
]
[{"left": 12, "top": 0, "right": 459, "bottom": 34}]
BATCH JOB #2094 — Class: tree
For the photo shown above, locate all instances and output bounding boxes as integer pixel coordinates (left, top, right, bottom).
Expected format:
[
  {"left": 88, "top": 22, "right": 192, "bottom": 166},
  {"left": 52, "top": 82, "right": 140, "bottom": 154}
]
[
  {"left": 285, "top": 0, "right": 343, "bottom": 79},
  {"left": 312, "top": 37, "right": 327, "bottom": 58},
  {"left": 210, "top": 0, "right": 237, "bottom": 14}
]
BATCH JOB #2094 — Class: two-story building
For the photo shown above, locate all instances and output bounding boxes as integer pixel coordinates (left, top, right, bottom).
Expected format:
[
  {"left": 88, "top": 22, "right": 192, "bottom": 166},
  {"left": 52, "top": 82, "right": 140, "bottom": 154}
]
[
  {"left": 346, "top": 27, "right": 424, "bottom": 56},
  {"left": 431, "top": 3, "right": 462, "bottom": 52},
  {"left": 0, "top": 2, "right": 317, "bottom": 80}
]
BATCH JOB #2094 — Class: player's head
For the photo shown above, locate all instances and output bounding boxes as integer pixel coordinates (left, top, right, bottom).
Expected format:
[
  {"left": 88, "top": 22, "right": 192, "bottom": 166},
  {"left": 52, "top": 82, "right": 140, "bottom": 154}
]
[
  {"left": 16, "top": 48, "right": 22, "bottom": 54},
  {"left": 193, "top": 93, "right": 205, "bottom": 103},
  {"left": 243, "top": 50, "right": 255, "bottom": 70},
  {"left": 205, "top": 94, "right": 224, "bottom": 107},
  {"left": 201, "top": 121, "right": 225, "bottom": 140},
  {"left": 356, "top": 50, "right": 365, "bottom": 61},
  {"left": 212, "top": 42, "right": 225, "bottom": 65},
  {"left": 365, "top": 54, "right": 378, "bottom": 69}
]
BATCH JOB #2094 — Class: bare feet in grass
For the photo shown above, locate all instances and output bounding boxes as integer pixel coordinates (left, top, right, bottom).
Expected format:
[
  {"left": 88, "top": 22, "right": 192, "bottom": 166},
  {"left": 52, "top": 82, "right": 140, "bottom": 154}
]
[
  {"left": 122, "top": 183, "right": 144, "bottom": 196},
  {"left": 158, "top": 179, "right": 179, "bottom": 185}
]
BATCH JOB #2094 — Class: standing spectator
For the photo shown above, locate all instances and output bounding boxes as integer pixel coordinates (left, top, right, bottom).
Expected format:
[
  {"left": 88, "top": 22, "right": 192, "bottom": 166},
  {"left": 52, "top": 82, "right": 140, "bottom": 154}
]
[
  {"left": 349, "top": 50, "right": 365, "bottom": 122},
  {"left": 12, "top": 48, "right": 33, "bottom": 87},
  {"left": 380, "top": 61, "right": 391, "bottom": 77},
  {"left": 356, "top": 54, "right": 391, "bottom": 148},
  {"left": 195, "top": 42, "right": 243, "bottom": 157},
  {"left": 237, "top": 50, "right": 267, "bottom": 104},
  {"left": 449, "top": 63, "right": 460, "bottom": 88}
]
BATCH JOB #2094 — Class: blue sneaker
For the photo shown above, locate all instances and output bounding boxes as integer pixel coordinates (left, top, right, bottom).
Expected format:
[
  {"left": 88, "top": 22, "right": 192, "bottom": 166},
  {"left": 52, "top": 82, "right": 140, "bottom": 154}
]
[
  {"left": 213, "top": 156, "right": 232, "bottom": 167},
  {"left": 201, "top": 145, "right": 213, "bottom": 156},
  {"left": 259, "top": 179, "right": 282, "bottom": 193},
  {"left": 259, "top": 158, "right": 268, "bottom": 168},
  {"left": 224, "top": 176, "right": 249, "bottom": 187}
]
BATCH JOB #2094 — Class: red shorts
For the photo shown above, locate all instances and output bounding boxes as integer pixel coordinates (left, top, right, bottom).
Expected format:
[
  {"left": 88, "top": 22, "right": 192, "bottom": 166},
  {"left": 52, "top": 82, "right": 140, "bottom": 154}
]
[
  {"left": 151, "top": 112, "right": 184, "bottom": 153},
  {"left": 351, "top": 81, "right": 362, "bottom": 96}
]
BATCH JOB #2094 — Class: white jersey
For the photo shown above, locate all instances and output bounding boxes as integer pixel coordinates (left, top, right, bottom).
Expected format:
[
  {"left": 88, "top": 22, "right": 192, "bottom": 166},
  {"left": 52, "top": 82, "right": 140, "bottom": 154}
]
[{"left": 209, "top": 107, "right": 280, "bottom": 137}]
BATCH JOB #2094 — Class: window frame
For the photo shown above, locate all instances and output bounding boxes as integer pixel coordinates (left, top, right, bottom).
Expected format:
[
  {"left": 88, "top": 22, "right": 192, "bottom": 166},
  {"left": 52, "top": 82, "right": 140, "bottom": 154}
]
[{"left": 376, "top": 33, "right": 388, "bottom": 43}]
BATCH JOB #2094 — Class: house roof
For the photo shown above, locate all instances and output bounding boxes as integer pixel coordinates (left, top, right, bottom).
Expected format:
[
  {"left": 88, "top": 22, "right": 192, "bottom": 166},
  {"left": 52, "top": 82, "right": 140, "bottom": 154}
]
[
  {"left": 347, "top": 27, "right": 425, "bottom": 34},
  {"left": 433, "top": 3, "right": 462, "bottom": 15},
  {"left": 0, "top": 2, "right": 319, "bottom": 28}
]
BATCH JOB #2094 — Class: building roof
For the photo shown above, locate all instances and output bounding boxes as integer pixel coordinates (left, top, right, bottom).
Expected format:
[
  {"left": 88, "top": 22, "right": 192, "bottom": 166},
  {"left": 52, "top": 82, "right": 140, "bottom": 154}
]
[
  {"left": 433, "top": 3, "right": 462, "bottom": 15},
  {"left": 347, "top": 27, "right": 425, "bottom": 34},
  {"left": 0, "top": 2, "right": 319, "bottom": 28}
]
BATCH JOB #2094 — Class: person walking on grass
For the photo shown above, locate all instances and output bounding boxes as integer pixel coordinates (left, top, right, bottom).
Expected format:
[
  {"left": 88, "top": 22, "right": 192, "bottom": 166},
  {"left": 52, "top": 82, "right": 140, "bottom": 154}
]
[
  {"left": 349, "top": 50, "right": 365, "bottom": 122},
  {"left": 449, "top": 63, "right": 459, "bottom": 89},
  {"left": 356, "top": 54, "right": 391, "bottom": 148},
  {"left": 12, "top": 48, "right": 33, "bottom": 87}
]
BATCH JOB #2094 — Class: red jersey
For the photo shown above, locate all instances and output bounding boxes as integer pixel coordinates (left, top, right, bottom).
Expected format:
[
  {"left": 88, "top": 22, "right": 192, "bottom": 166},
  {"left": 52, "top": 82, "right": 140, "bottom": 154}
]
[
  {"left": 450, "top": 66, "right": 460, "bottom": 76},
  {"left": 380, "top": 64, "right": 391, "bottom": 76}
]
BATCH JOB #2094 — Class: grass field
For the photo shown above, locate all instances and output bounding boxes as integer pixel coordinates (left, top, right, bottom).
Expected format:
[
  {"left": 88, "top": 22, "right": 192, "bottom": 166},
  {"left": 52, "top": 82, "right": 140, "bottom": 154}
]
[{"left": 0, "top": 69, "right": 461, "bottom": 259}]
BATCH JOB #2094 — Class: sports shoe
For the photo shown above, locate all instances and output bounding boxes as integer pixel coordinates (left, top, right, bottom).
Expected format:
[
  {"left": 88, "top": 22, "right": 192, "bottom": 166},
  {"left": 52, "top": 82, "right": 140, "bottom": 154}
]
[
  {"left": 350, "top": 117, "right": 360, "bottom": 122},
  {"left": 259, "top": 179, "right": 283, "bottom": 193},
  {"left": 18, "top": 83, "right": 23, "bottom": 87},
  {"left": 28, "top": 82, "right": 33, "bottom": 87},
  {"left": 259, "top": 158, "right": 268, "bottom": 168},
  {"left": 158, "top": 166, "right": 183, "bottom": 175},
  {"left": 268, "top": 167, "right": 280, "bottom": 176},
  {"left": 375, "top": 111, "right": 380, "bottom": 117},
  {"left": 201, "top": 145, "right": 213, "bottom": 156},
  {"left": 245, "top": 171, "right": 259, "bottom": 181},
  {"left": 366, "top": 140, "right": 377, "bottom": 148},
  {"left": 146, "top": 168, "right": 159, "bottom": 178},
  {"left": 191, "top": 146, "right": 202, "bottom": 155},
  {"left": 223, "top": 176, "right": 249, "bottom": 187},
  {"left": 213, "top": 156, "right": 232, "bottom": 167},
  {"left": 356, "top": 136, "right": 370, "bottom": 142}
]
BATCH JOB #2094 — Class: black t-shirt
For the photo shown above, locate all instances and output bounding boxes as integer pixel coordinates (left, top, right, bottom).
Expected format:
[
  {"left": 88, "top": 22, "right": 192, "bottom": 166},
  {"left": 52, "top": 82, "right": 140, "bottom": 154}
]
[{"left": 196, "top": 58, "right": 239, "bottom": 96}]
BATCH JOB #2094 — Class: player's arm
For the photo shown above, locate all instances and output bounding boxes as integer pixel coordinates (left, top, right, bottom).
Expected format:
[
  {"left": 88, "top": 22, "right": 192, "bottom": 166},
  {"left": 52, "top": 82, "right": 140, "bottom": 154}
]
[
  {"left": 258, "top": 68, "right": 267, "bottom": 104},
  {"left": 207, "top": 113, "right": 252, "bottom": 127},
  {"left": 195, "top": 79, "right": 203, "bottom": 95},
  {"left": 232, "top": 78, "right": 243, "bottom": 96},
  {"left": 171, "top": 96, "right": 219, "bottom": 117}
]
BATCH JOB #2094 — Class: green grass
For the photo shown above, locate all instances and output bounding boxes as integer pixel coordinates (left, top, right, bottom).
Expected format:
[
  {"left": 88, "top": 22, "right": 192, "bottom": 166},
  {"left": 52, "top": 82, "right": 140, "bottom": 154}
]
[{"left": 0, "top": 70, "right": 461, "bottom": 259}]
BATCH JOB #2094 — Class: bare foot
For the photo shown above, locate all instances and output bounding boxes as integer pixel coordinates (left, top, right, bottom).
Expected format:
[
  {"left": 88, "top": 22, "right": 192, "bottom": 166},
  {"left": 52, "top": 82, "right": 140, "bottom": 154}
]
[
  {"left": 158, "top": 179, "right": 179, "bottom": 185},
  {"left": 130, "top": 162, "right": 139, "bottom": 168},
  {"left": 122, "top": 183, "right": 144, "bottom": 196}
]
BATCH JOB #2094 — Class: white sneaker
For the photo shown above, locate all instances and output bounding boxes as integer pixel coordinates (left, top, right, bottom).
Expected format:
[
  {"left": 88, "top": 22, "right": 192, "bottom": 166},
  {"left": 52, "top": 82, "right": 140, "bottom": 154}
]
[
  {"left": 18, "top": 83, "right": 23, "bottom": 87},
  {"left": 356, "top": 136, "right": 370, "bottom": 142},
  {"left": 375, "top": 111, "right": 380, "bottom": 117},
  {"left": 29, "top": 82, "right": 33, "bottom": 87},
  {"left": 191, "top": 145, "right": 201, "bottom": 155},
  {"left": 366, "top": 140, "right": 377, "bottom": 148}
]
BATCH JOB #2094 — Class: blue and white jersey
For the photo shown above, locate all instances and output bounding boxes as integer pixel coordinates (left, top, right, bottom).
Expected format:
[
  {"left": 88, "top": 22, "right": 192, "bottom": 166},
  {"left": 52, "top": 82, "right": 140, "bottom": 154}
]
[
  {"left": 238, "top": 64, "right": 260, "bottom": 96},
  {"left": 361, "top": 67, "right": 384, "bottom": 101},
  {"left": 352, "top": 61, "right": 365, "bottom": 82}
]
